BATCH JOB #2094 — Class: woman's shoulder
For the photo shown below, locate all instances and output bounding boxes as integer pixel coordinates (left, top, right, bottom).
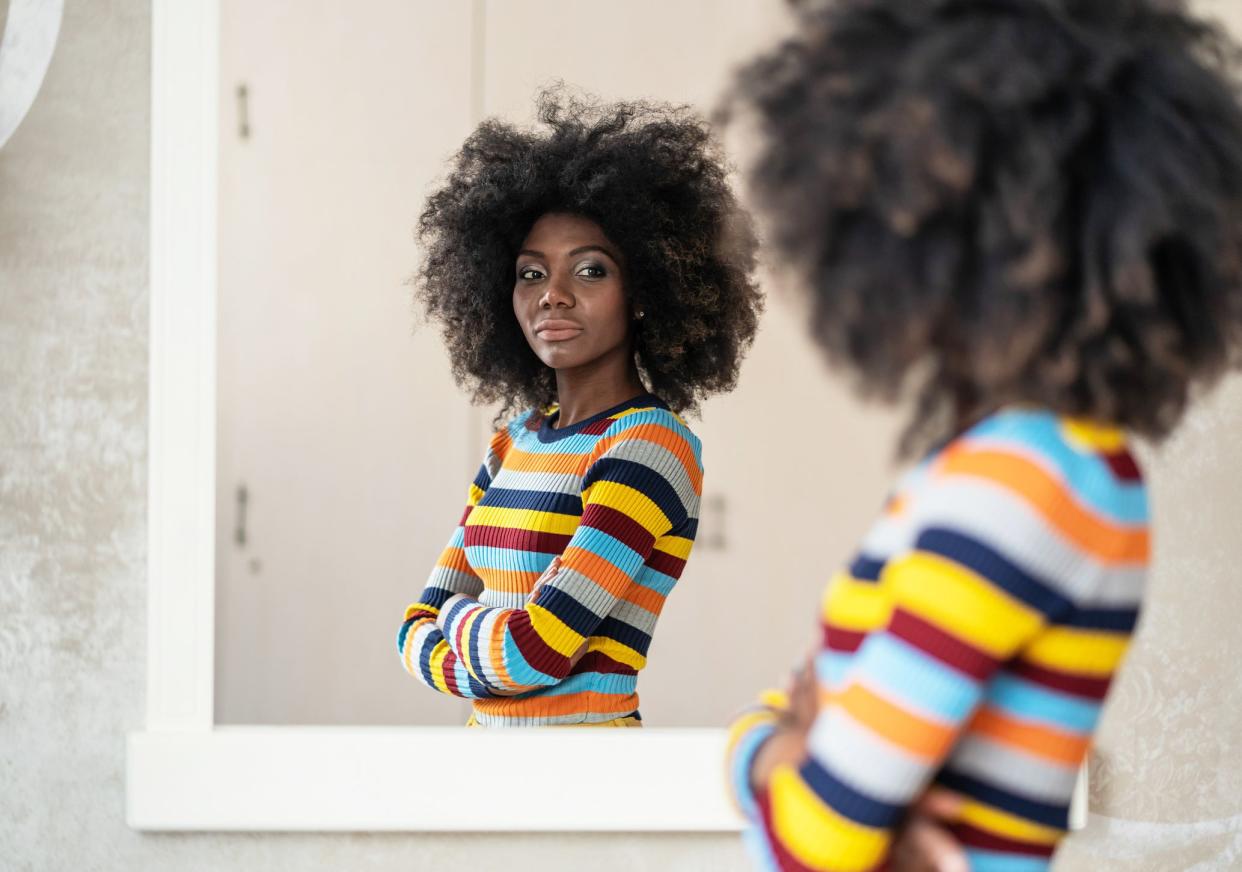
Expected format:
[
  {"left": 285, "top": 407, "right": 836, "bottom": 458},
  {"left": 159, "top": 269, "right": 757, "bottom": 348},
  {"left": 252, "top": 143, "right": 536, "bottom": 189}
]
[{"left": 600, "top": 400, "right": 703, "bottom": 460}]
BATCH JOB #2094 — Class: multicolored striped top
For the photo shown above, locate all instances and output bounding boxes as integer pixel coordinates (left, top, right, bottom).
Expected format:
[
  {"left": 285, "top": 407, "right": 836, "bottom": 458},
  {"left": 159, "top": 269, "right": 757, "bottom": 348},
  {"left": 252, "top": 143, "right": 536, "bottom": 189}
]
[
  {"left": 727, "top": 408, "right": 1148, "bottom": 872},
  {"left": 398, "top": 393, "right": 703, "bottom": 725}
]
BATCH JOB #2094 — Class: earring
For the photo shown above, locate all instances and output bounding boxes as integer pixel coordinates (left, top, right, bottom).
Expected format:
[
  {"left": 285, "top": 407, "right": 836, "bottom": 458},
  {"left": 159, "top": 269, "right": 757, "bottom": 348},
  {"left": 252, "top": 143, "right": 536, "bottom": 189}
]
[{"left": 634, "top": 310, "right": 645, "bottom": 321}]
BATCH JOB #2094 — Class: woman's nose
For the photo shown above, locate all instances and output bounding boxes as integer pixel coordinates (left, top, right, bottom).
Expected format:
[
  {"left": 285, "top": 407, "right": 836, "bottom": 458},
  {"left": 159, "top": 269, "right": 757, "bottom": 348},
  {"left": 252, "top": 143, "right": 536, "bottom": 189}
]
[{"left": 539, "top": 275, "right": 575, "bottom": 309}]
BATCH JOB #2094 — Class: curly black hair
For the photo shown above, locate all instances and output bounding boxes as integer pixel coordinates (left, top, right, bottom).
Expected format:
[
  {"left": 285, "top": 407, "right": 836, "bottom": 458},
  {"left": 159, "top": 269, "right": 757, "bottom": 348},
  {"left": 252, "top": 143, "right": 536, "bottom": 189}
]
[
  {"left": 414, "top": 88, "right": 762, "bottom": 417},
  {"left": 725, "top": 0, "right": 1242, "bottom": 451}
]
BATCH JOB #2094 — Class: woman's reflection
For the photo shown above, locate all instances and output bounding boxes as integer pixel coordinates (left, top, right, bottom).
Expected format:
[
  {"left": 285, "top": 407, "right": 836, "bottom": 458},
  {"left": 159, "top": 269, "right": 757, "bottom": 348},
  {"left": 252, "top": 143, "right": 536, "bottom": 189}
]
[{"left": 396, "top": 90, "right": 762, "bottom": 726}]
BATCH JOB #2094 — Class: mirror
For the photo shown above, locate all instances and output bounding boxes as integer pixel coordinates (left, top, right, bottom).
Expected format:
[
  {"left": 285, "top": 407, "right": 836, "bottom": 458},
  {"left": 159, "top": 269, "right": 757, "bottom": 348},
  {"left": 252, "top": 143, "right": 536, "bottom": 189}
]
[{"left": 213, "top": 0, "right": 905, "bottom": 728}]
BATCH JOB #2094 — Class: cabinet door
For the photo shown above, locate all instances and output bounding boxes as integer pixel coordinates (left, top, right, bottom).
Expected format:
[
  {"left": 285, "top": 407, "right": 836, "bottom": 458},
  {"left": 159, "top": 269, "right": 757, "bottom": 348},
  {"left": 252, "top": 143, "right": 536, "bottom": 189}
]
[{"left": 216, "top": 1, "right": 478, "bottom": 725}]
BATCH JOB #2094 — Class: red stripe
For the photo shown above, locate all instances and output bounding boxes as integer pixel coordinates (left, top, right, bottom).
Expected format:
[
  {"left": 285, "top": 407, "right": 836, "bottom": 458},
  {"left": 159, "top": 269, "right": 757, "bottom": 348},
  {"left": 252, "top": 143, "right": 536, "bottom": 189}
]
[
  {"left": 890, "top": 609, "right": 1000, "bottom": 680},
  {"left": 581, "top": 503, "right": 657, "bottom": 555},
  {"left": 458, "top": 504, "right": 475, "bottom": 526},
  {"left": 507, "top": 610, "right": 572, "bottom": 680},
  {"left": 441, "top": 651, "right": 462, "bottom": 696},
  {"left": 646, "top": 549, "right": 686, "bottom": 579},
  {"left": 949, "top": 822, "right": 1057, "bottom": 857},
  {"left": 1012, "top": 659, "right": 1112, "bottom": 700},
  {"left": 464, "top": 524, "right": 572, "bottom": 554},
  {"left": 823, "top": 625, "right": 866, "bottom": 653},
  {"left": 1104, "top": 450, "right": 1142, "bottom": 482},
  {"left": 573, "top": 650, "right": 638, "bottom": 676},
  {"left": 582, "top": 418, "right": 615, "bottom": 435},
  {"left": 755, "top": 790, "right": 826, "bottom": 872}
]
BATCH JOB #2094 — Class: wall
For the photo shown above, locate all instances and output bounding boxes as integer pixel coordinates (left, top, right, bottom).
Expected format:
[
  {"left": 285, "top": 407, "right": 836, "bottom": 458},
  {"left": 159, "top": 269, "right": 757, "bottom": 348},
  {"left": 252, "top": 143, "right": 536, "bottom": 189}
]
[{"left": 1, "top": 1, "right": 1239, "bottom": 870}]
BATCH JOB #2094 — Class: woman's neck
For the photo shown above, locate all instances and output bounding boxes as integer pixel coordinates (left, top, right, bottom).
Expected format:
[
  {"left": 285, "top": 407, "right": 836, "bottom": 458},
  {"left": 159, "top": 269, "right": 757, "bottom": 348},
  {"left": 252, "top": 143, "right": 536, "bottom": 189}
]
[{"left": 552, "top": 347, "right": 646, "bottom": 429}]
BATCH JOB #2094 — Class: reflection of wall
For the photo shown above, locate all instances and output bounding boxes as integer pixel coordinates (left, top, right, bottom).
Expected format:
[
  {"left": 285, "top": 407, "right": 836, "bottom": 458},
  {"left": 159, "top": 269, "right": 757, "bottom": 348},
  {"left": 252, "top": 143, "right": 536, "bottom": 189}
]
[{"left": 3, "top": 0, "right": 1242, "bottom": 869}]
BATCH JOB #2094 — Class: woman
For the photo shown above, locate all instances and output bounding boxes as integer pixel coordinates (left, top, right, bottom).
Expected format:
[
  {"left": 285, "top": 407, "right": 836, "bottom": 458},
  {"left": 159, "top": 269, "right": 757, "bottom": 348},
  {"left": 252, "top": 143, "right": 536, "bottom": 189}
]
[
  {"left": 396, "top": 90, "right": 763, "bottom": 726},
  {"left": 723, "top": 0, "right": 1242, "bottom": 869}
]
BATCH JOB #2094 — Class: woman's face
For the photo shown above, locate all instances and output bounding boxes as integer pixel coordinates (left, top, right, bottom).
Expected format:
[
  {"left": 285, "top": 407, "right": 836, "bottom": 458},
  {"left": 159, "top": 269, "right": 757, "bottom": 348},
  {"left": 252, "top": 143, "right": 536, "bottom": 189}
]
[{"left": 513, "top": 212, "right": 633, "bottom": 372}]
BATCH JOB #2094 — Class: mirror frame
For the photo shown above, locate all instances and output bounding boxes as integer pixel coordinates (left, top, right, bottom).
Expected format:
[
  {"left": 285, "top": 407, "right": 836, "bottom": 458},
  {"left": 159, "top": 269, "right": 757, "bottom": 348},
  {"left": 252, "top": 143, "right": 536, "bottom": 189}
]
[{"left": 125, "top": 0, "right": 1085, "bottom": 833}]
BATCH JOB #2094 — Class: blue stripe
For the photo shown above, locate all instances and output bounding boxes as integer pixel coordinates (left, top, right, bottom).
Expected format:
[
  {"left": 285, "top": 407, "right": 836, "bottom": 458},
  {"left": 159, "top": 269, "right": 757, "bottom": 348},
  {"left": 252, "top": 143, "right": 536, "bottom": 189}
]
[
  {"left": 534, "top": 585, "right": 603, "bottom": 638},
  {"left": 967, "top": 412, "right": 1148, "bottom": 524},
  {"left": 963, "top": 849, "right": 1051, "bottom": 872},
  {"left": 477, "top": 486, "right": 582, "bottom": 516},
  {"left": 854, "top": 633, "right": 982, "bottom": 722},
  {"left": 582, "top": 457, "right": 686, "bottom": 528},
  {"left": 569, "top": 525, "right": 644, "bottom": 573},
  {"left": 730, "top": 722, "right": 776, "bottom": 820},
  {"left": 467, "top": 607, "right": 487, "bottom": 690},
  {"left": 471, "top": 462, "right": 492, "bottom": 493},
  {"left": 501, "top": 628, "right": 557, "bottom": 687},
  {"left": 988, "top": 674, "right": 1102, "bottom": 733},
  {"left": 938, "top": 769, "right": 1069, "bottom": 829},
  {"left": 1064, "top": 606, "right": 1140, "bottom": 631},
  {"left": 814, "top": 650, "right": 852, "bottom": 689},
  {"left": 596, "top": 616, "right": 652, "bottom": 656},
  {"left": 798, "top": 757, "right": 905, "bottom": 828},
  {"left": 848, "top": 553, "right": 886, "bottom": 582},
  {"left": 397, "top": 619, "right": 413, "bottom": 654}
]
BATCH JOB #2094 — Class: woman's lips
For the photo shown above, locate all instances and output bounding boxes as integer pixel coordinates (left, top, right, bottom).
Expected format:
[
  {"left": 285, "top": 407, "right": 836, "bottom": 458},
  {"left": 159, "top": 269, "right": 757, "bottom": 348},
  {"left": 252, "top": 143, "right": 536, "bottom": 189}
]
[{"left": 535, "top": 320, "right": 583, "bottom": 341}]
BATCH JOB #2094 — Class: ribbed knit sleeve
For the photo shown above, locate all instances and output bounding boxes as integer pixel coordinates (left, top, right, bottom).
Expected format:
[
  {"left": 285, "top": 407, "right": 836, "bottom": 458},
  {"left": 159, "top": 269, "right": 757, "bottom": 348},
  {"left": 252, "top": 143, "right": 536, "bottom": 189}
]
[
  {"left": 435, "top": 409, "right": 703, "bottom": 694},
  {"left": 729, "top": 417, "right": 1147, "bottom": 872},
  {"left": 396, "top": 426, "right": 514, "bottom": 699}
]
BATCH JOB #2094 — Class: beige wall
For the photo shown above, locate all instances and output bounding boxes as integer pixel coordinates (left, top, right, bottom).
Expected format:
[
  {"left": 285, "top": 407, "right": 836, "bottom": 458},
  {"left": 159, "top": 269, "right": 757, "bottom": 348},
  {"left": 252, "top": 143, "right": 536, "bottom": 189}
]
[{"left": 2, "top": 1, "right": 1241, "bottom": 870}]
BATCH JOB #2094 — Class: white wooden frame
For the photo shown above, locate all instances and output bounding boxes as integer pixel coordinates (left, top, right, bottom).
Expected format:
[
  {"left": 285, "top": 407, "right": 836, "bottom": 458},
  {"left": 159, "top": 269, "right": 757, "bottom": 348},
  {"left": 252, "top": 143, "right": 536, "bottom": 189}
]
[
  {"left": 126, "top": 0, "right": 1085, "bottom": 833},
  {"left": 125, "top": 0, "right": 739, "bottom": 832}
]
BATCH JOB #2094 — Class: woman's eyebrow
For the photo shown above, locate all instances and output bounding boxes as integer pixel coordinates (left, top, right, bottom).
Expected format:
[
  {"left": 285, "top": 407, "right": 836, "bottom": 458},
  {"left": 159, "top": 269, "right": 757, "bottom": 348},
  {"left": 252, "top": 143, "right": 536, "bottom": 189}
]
[{"left": 568, "top": 244, "right": 618, "bottom": 261}]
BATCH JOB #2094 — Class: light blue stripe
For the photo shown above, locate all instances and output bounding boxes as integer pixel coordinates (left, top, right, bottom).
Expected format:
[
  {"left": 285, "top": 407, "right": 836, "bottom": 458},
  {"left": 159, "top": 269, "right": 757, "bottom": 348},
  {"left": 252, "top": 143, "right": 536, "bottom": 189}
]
[
  {"left": 967, "top": 412, "right": 1147, "bottom": 524},
  {"left": 530, "top": 671, "right": 637, "bottom": 698},
  {"left": 742, "top": 825, "right": 783, "bottom": 872},
  {"left": 632, "top": 566, "right": 677, "bottom": 596},
  {"left": 988, "top": 674, "right": 1102, "bottom": 733},
  {"left": 570, "top": 525, "right": 644, "bottom": 574},
  {"left": 730, "top": 722, "right": 776, "bottom": 821},
  {"left": 501, "top": 628, "right": 557, "bottom": 688},
  {"left": 854, "top": 634, "right": 983, "bottom": 722},
  {"left": 464, "top": 546, "right": 555, "bottom": 572},
  {"left": 964, "top": 848, "right": 1050, "bottom": 872},
  {"left": 814, "top": 650, "right": 851, "bottom": 689}
]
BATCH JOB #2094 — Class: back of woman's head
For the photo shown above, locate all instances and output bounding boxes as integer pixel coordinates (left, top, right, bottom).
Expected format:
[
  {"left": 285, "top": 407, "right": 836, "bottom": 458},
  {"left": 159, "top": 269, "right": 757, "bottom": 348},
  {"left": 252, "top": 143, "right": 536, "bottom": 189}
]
[{"left": 728, "top": 0, "right": 1242, "bottom": 450}]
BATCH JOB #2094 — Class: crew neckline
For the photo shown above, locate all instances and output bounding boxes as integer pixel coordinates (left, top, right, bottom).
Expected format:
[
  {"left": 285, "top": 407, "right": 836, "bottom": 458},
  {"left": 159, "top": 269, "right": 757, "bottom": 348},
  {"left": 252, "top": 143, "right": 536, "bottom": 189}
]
[{"left": 535, "top": 392, "right": 667, "bottom": 443}]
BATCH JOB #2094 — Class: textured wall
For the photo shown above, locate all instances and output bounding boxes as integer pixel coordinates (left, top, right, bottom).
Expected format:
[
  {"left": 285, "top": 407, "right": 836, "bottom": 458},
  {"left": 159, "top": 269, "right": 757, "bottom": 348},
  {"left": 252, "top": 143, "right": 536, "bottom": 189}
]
[{"left": 2, "top": 1, "right": 1241, "bottom": 870}]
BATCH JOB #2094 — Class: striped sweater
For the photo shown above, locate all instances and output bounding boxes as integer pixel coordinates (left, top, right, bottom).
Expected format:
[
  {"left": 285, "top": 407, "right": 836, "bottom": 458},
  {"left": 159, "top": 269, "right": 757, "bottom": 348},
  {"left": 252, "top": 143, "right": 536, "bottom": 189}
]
[
  {"left": 727, "top": 409, "right": 1148, "bottom": 872},
  {"left": 398, "top": 393, "right": 703, "bottom": 725}
]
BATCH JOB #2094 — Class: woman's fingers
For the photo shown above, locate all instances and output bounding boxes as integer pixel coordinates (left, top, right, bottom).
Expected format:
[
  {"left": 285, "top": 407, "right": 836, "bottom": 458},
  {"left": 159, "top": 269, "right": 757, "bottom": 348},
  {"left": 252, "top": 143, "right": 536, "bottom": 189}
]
[{"left": 890, "top": 815, "right": 969, "bottom": 872}]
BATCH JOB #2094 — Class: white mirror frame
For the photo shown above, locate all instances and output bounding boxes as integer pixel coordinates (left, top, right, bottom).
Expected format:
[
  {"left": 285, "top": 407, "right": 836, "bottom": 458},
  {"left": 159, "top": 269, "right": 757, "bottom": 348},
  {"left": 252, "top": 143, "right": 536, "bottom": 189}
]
[
  {"left": 124, "top": 0, "right": 736, "bottom": 832},
  {"left": 125, "top": 0, "right": 1085, "bottom": 834}
]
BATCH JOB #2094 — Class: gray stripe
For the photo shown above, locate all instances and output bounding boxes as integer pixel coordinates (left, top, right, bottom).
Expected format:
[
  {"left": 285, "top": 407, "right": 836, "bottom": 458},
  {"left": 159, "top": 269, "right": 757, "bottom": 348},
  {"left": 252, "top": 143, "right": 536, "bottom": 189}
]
[{"left": 947, "top": 733, "right": 1080, "bottom": 804}]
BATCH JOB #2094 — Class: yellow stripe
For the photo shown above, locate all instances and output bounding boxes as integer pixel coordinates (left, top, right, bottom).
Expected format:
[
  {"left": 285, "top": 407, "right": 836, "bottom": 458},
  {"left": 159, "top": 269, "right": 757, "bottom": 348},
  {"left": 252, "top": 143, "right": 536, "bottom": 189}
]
[
  {"left": 458, "top": 606, "right": 485, "bottom": 677},
  {"left": 822, "top": 571, "right": 893, "bottom": 632},
  {"left": 426, "top": 643, "right": 453, "bottom": 695},
  {"left": 582, "top": 480, "right": 671, "bottom": 535},
  {"left": 1023, "top": 626, "right": 1132, "bottom": 676},
  {"left": 1061, "top": 419, "right": 1127, "bottom": 452},
  {"left": 587, "top": 636, "right": 646, "bottom": 670},
  {"left": 958, "top": 799, "right": 1064, "bottom": 845},
  {"left": 885, "top": 552, "right": 1044, "bottom": 658},
  {"left": 466, "top": 505, "right": 582, "bottom": 536},
  {"left": 769, "top": 765, "right": 891, "bottom": 871},
  {"left": 657, "top": 534, "right": 695, "bottom": 560},
  {"left": 467, "top": 482, "right": 485, "bottom": 506},
  {"left": 527, "top": 602, "right": 583, "bottom": 657}
]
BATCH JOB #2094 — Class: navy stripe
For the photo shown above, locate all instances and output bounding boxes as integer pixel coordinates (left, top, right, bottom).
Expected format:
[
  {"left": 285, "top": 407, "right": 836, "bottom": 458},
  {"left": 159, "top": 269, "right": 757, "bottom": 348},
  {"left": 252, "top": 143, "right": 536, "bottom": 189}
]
[
  {"left": 798, "top": 757, "right": 905, "bottom": 828},
  {"left": 396, "top": 619, "right": 413, "bottom": 653},
  {"left": 534, "top": 585, "right": 604, "bottom": 638},
  {"left": 477, "top": 487, "right": 583, "bottom": 516},
  {"left": 937, "top": 769, "right": 1070, "bottom": 829},
  {"left": 917, "top": 527, "right": 1073, "bottom": 619},
  {"left": 467, "top": 605, "right": 487, "bottom": 688},
  {"left": 417, "top": 635, "right": 441, "bottom": 691},
  {"left": 1064, "top": 606, "right": 1140, "bottom": 631},
  {"left": 596, "top": 616, "right": 652, "bottom": 656},
  {"left": 849, "top": 553, "right": 886, "bottom": 582},
  {"left": 471, "top": 463, "right": 492, "bottom": 492},
  {"left": 416, "top": 586, "right": 456, "bottom": 610},
  {"left": 582, "top": 457, "right": 687, "bottom": 528},
  {"left": 671, "top": 515, "right": 698, "bottom": 539}
]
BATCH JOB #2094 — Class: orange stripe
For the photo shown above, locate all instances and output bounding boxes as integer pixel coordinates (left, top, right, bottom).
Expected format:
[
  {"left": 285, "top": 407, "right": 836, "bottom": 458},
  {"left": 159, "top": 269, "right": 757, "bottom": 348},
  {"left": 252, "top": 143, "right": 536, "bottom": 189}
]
[
  {"left": 474, "top": 568, "right": 540, "bottom": 594},
  {"left": 835, "top": 682, "right": 957, "bottom": 759},
  {"left": 618, "top": 580, "right": 667, "bottom": 615},
  {"left": 938, "top": 447, "right": 1149, "bottom": 563},
  {"left": 589, "top": 423, "right": 703, "bottom": 492},
  {"left": 488, "top": 612, "right": 519, "bottom": 690},
  {"left": 968, "top": 707, "right": 1089, "bottom": 766},
  {"left": 474, "top": 689, "right": 637, "bottom": 717},
  {"left": 561, "top": 545, "right": 633, "bottom": 598},
  {"left": 435, "top": 546, "right": 473, "bottom": 573},
  {"left": 502, "top": 446, "right": 590, "bottom": 475}
]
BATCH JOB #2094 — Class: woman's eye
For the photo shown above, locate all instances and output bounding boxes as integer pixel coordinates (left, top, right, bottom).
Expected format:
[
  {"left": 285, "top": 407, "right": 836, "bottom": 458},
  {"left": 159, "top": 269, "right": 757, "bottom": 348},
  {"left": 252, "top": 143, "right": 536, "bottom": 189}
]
[
  {"left": 576, "top": 264, "right": 606, "bottom": 279},
  {"left": 517, "top": 266, "right": 544, "bottom": 281}
]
